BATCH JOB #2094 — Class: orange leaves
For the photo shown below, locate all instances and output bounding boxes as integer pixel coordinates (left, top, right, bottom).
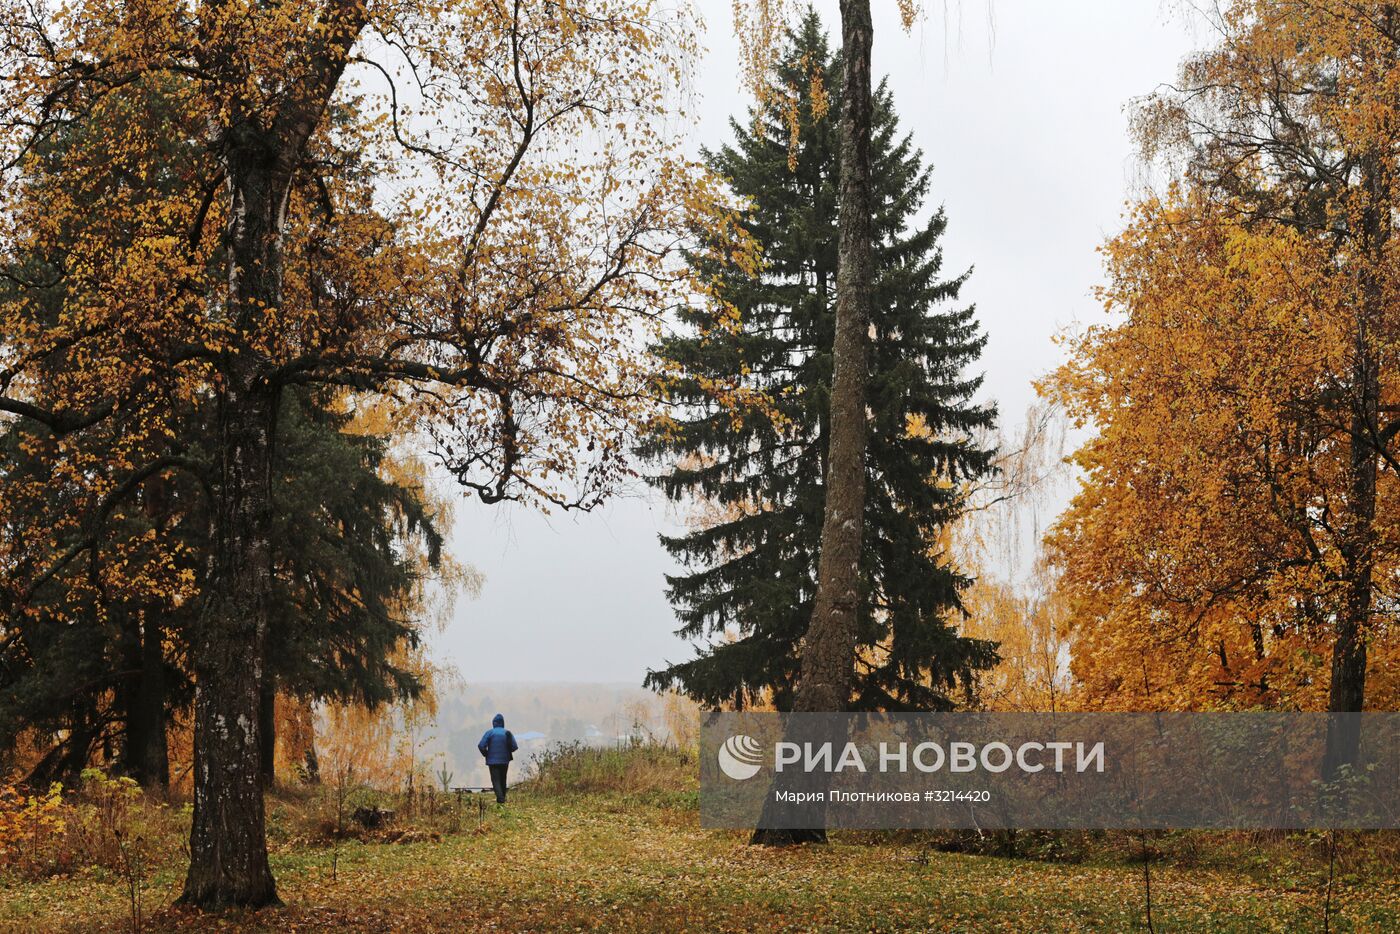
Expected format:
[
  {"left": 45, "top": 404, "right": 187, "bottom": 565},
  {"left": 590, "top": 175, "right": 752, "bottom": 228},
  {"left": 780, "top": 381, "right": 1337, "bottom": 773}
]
[
  {"left": 1046, "top": 179, "right": 1396, "bottom": 709},
  {"left": 896, "top": 0, "right": 922, "bottom": 32},
  {"left": 0, "top": 781, "right": 65, "bottom": 868},
  {"left": 0, "top": 0, "right": 750, "bottom": 515},
  {"left": 1043, "top": 5, "right": 1400, "bottom": 712}
]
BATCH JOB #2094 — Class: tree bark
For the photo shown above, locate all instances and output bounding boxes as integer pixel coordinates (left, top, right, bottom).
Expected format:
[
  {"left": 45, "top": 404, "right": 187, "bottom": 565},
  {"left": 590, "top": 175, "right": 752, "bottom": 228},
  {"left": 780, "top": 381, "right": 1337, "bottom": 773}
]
[
  {"left": 178, "top": 2, "right": 365, "bottom": 906},
  {"left": 1325, "top": 153, "right": 1385, "bottom": 780},
  {"left": 793, "top": 0, "right": 874, "bottom": 721},
  {"left": 752, "top": 0, "right": 875, "bottom": 848},
  {"left": 1325, "top": 333, "right": 1374, "bottom": 779},
  {"left": 179, "top": 128, "right": 294, "bottom": 911},
  {"left": 119, "top": 472, "right": 172, "bottom": 789},
  {"left": 178, "top": 375, "right": 280, "bottom": 909},
  {"left": 120, "top": 609, "right": 170, "bottom": 790},
  {"left": 138, "top": 613, "right": 171, "bottom": 789},
  {"left": 303, "top": 712, "right": 321, "bottom": 785},
  {"left": 115, "top": 607, "right": 145, "bottom": 778}
]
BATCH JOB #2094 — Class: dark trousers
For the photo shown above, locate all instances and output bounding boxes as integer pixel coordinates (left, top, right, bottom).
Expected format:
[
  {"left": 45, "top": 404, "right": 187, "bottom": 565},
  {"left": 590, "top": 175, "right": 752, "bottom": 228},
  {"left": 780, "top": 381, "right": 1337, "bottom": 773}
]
[{"left": 488, "top": 763, "right": 509, "bottom": 803}]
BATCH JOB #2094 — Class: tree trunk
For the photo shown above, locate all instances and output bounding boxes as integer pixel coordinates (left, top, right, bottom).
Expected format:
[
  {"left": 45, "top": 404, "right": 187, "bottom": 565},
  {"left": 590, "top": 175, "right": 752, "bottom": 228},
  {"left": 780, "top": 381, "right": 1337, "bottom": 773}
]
[
  {"left": 752, "top": 0, "right": 875, "bottom": 848},
  {"left": 112, "top": 466, "right": 174, "bottom": 789},
  {"left": 259, "top": 675, "right": 277, "bottom": 788},
  {"left": 176, "top": 0, "right": 364, "bottom": 889},
  {"left": 122, "top": 610, "right": 170, "bottom": 790},
  {"left": 1324, "top": 146, "right": 1390, "bottom": 779},
  {"left": 793, "top": 0, "right": 874, "bottom": 721},
  {"left": 1325, "top": 154, "right": 1384, "bottom": 779},
  {"left": 27, "top": 705, "right": 103, "bottom": 787},
  {"left": 178, "top": 140, "right": 289, "bottom": 910},
  {"left": 304, "top": 718, "right": 321, "bottom": 786},
  {"left": 1325, "top": 349, "right": 1374, "bottom": 779},
  {"left": 115, "top": 606, "right": 144, "bottom": 777},
  {"left": 178, "top": 381, "right": 279, "bottom": 909},
  {"left": 139, "top": 615, "right": 171, "bottom": 789}
]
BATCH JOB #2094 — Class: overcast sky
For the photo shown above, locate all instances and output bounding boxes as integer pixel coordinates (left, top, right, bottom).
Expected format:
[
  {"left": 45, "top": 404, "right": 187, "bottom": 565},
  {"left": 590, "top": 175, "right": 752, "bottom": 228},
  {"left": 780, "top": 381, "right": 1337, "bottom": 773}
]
[{"left": 429, "top": 1, "right": 1203, "bottom": 685}]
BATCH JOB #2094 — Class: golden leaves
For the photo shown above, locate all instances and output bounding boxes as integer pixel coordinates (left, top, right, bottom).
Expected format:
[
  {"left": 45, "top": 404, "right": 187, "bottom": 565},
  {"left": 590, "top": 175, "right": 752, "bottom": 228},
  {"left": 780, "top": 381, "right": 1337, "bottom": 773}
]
[
  {"left": 0, "top": 781, "right": 65, "bottom": 867},
  {"left": 1045, "top": 187, "right": 1396, "bottom": 710},
  {"left": 780, "top": 52, "right": 829, "bottom": 172},
  {"left": 732, "top": 0, "right": 797, "bottom": 115},
  {"left": 0, "top": 0, "right": 753, "bottom": 526},
  {"left": 1040, "top": 2, "right": 1400, "bottom": 712},
  {"left": 897, "top": 0, "right": 922, "bottom": 32}
]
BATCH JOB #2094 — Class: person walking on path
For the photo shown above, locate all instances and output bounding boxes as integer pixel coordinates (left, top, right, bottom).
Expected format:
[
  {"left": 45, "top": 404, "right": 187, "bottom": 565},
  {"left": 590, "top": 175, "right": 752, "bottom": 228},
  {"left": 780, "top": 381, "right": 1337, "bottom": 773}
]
[{"left": 478, "top": 713, "right": 518, "bottom": 804}]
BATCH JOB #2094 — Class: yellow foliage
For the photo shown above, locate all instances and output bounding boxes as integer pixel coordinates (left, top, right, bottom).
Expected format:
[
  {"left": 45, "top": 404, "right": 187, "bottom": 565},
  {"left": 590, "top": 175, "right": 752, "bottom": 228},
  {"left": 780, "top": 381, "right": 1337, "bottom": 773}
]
[
  {"left": 947, "top": 404, "right": 1076, "bottom": 711},
  {"left": 1044, "top": 0, "right": 1400, "bottom": 712},
  {"left": 0, "top": 781, "right": 65, "bottom": 865}
]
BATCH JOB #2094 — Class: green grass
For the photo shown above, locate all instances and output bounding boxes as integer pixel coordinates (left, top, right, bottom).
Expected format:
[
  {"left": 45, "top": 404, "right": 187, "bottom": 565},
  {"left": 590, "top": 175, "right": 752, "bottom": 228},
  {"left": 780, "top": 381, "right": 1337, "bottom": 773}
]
[{"left": 1, "top": 759, "right": 1396, "bottom": 932}]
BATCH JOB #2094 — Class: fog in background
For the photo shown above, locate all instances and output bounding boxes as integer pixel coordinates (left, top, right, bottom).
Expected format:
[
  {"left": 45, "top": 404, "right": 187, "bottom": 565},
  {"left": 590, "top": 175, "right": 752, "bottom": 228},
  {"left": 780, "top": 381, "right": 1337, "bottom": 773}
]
[{"left": 428, "top": 2, "right": 1203, "bottom": 687}]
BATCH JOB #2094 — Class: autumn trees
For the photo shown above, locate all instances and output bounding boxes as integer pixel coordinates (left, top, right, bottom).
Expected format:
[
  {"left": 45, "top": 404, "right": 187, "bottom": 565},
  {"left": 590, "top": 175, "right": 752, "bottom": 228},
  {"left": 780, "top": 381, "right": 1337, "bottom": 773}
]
[
  {"left": 5, "top": 0, "right": 1393, "bottom": 913},
  {"left": 0, "top": 389, "right": 447, "bottom": 790},
  {"left": 644, "top": 14, "right": 997, "bottom": 714},
  {"left": 0, "top": 0, "right": 734, "bottom": 908},
  {"left": 0, "top": 73, "right": 446, "bottom": 792},
  {"left": 1047, "top": 1, "right": 1400, "bottom": 755}
]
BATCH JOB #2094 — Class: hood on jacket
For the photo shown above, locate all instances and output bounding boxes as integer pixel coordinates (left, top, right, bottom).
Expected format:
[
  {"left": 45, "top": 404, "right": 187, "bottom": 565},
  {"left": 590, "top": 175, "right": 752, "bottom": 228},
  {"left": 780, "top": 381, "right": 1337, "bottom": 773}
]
[{"left": 492, "top": 713, "right": 505, "bottom": 728}]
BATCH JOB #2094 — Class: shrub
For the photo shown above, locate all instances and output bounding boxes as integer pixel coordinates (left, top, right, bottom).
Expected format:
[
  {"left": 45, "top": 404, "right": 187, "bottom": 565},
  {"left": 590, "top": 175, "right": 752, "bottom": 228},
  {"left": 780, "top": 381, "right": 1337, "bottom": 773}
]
[
  {"left": 0, "top": 781, "right": 65, "bottom": 875},
  {"left": 0, "top": 770, "right": 184, "bottom": 884},
  {"left": 526, "top": 740, "right": 694, "bottom": 797}
]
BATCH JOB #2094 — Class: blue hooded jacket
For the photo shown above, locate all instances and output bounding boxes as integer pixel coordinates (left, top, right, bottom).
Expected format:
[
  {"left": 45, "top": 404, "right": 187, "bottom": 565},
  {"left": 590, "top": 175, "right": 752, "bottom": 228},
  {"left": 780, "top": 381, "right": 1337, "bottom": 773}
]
[{"left": 478, "top": 713, "right": 518, "bottom": 765}]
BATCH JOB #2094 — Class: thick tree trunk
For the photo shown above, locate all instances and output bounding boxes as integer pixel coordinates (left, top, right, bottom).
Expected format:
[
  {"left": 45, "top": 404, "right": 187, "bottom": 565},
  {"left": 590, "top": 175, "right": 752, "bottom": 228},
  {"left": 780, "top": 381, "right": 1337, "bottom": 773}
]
[
  {"left": 179, "top": 381, "right": 280, "bottom": 909},
  {"left": 793, "top": 0, "right": 874, "bottom": 720},
  {"left": 752, "top": 0, "right": 875, "bottom": 848},
  {"left": 176, "top": 5, "right": 363, "bottom": 890},
  {"left": 178, "top": 142, "right": 288, "bottom": 910}
]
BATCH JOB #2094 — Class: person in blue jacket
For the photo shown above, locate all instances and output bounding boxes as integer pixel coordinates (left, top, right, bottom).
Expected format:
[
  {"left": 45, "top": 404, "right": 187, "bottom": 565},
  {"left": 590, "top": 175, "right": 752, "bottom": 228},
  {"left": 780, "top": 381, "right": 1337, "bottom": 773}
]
[{"left": 478, "top": 713, "right": 518, "bottom": 803}]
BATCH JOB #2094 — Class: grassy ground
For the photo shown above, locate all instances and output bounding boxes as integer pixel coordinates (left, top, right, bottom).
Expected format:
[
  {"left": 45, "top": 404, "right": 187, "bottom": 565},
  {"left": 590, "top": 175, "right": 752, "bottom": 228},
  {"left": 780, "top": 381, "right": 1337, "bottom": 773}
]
[{"left": 2, "top": 753, "right": 1397, "bottom": 932}]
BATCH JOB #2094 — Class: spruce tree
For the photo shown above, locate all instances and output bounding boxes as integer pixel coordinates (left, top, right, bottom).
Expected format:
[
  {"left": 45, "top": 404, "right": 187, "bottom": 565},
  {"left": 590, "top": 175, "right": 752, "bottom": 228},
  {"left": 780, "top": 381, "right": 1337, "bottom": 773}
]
[
  {"left": 0, "top": 389, "right": 441, "bottom": 786},
  {"left": 642, "top": 12, "right": 998, "bottom": 711}
]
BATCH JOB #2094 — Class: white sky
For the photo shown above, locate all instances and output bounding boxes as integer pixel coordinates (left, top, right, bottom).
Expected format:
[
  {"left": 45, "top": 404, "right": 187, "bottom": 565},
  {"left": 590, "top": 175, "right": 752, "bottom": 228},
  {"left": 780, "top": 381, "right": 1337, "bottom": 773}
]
[{"left": 430, "top": 1, "right": 1203, "bottom": 684}]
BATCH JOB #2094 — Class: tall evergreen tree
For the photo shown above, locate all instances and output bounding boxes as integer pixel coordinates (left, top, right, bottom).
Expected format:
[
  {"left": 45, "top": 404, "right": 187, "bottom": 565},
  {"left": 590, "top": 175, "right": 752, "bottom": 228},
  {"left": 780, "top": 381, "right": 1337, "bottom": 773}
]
[{"left": 643, "top": 13, "right": 998, "bottom": 712}]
